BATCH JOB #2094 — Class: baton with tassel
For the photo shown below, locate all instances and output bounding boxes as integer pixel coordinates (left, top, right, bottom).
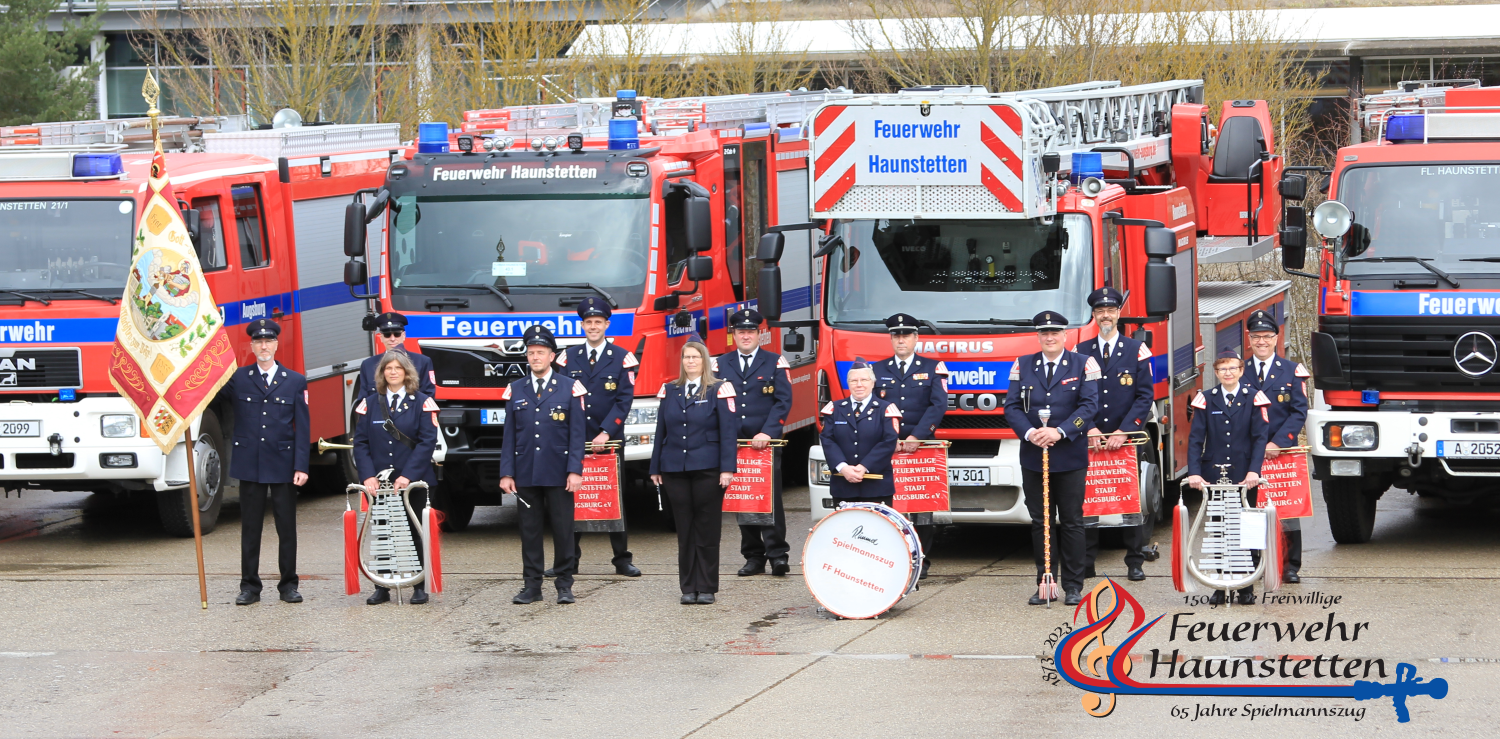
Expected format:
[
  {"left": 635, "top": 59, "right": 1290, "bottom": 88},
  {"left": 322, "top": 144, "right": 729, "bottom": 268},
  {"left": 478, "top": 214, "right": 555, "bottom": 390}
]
[{"left": 1037, "top": 407, "right": 1061, "bottom": 607}]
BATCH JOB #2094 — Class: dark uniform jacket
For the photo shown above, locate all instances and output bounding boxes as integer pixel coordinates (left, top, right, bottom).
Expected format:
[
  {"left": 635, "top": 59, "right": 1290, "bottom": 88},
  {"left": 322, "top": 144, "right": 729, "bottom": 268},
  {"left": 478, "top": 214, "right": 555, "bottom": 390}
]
[
  {"left": 1187, "top": 384, "right": 1271, "bottom": 483},
  {"left": 1074, "top": 334, "right": 1154, "bottom": 435},
  {"left": 714, "top": 349, "right": 793, "bottom": 439},
  {"left": 650, "top": 381, "right": 739, "bottom": 475},
  {"left": 560, "top": 341, "right": 637, "bottom": 441},
  {"left": 819, "top": 397, "right": 902, "bottom": 498},
  {"left": 225, "top": 364, "right": 310, "bottom": 484},
  {"left": 353, "top": 391, "right": 439, "bottom": 487},
  {"left": 359, "top": 348, "right": 436, "bottom": 399},
  {"left": 873, "top": 354, "right": 948, "bottom": 439},
  {"left": 500, "top": 373, "right": 587, "bottom": 487},
  {"left": 1003, "top": 351, "right": 1100, "bottom": 472},
  {"left": 1246, "top": 353, "right": 1310, "bottom": 449}
]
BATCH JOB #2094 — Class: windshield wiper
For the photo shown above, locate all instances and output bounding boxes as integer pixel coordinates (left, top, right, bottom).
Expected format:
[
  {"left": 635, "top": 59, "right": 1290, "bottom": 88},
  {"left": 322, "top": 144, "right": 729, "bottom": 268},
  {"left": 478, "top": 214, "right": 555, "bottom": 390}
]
[
  {"left": 508, "top": 283, "right": 618, "bottom": 308},
  {"left": 1459, "top": 257, "right": 1500, "bottom": 263},
  {"left": 1345, "top": 257, "right": 1459, "bottom": 288},
  {"left": 33, "top": 288, "right": 117, "bottom": 305},
  {"left": 941, "top": 318, "right": 1034, "bottom": 326},
  {"left": 0, "top": 290, "right": 50, "bottom": 306},
  {"left": 407, "top": 283, "right": 514, "bottom": 310}
]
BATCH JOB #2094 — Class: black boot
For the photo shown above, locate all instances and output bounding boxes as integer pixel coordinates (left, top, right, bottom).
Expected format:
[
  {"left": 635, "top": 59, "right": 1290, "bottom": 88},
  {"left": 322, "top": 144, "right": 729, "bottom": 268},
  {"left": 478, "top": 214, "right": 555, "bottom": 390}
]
[
  {"left": 366, "top": 587, "right": 390, "bottom": 605},
  {"left": 409, "top": 585, "right": 429, "bottom": 605},
  {"left": 1283, "top": 530, "right": 1303, "bottom": 583},
  {"left": 1236, "top": 587, "right": 1256, "bottom": 606}
]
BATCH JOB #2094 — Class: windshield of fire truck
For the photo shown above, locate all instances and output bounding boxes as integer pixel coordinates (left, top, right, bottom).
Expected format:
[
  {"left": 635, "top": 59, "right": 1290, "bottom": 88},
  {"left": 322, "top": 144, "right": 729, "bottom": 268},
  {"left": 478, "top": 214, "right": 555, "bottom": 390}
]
[
  {"left": 826, "top": 215, "right": 1094, "bottom": 328},
  {"left": 1338, "top": 164, "right": 1500, "bottom": 275},
  {"left": 0, "top": 199, "right": 134, "bottom": 291},
  {"left": 389, "top": 195, "right": 651, "bottom": 308}
]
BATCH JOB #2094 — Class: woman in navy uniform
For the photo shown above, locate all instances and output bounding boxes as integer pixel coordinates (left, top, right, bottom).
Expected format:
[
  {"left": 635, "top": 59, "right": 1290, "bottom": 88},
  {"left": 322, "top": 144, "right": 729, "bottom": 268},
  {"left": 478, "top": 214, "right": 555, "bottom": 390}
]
[
  {"left": 357, "top": 312, "right": 435, "bottom": 399},
  {"left": 352, "top": 350, "right": 440, "bottom": 605},
  {"left": 820, "top": 361, "right": 904, "bottom": 504},
  {"left": 225, "top": 318, "right": 310, "bottom": 606},
  {"left": 1076, "top": 287, "right": 1157, "bottom": 582},
  {"left": 555, "top": 297, "right": 640, "bottom": 577},
  {"left": 500, "top": 325, "right": 587, "bottom": 605},
  {"left": 650, "top": 336, "right": 738, "bottom": 605},
  {"left": 873, "top": 313, "right": 947, "bottom": 577},
  {"left": 716, "top": 308, "right": 795, "bottom": 578},
  {"left": 1184, "top": 349, "right": 1272, "bottom": 605},
  {"left": 1003, "top": 311, "right": 1100, "bottom": 607},
  {"left": 1243, "top": 309, "right": 1310, "bottom": 583}
]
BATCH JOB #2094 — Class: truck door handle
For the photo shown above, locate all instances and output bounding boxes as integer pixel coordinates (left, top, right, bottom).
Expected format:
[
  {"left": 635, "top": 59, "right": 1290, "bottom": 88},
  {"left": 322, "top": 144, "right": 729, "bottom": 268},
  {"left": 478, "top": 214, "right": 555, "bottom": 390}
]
[{"left": 271, "top": 307, "right": 285, "bottom": 319}]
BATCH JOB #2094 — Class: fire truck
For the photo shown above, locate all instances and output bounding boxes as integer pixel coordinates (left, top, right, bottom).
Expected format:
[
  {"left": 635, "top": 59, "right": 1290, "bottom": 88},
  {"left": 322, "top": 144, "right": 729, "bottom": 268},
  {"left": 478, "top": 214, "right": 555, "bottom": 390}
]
[
  {"left": 0, "top": 118, "right": 402, "bottom": 535},
  {"left": 753, "top": 81, "right": 1293, "bottom": 524},
  {"left": 1281, "top": 80, "right": 1500, "bottom": 543},
  {"left": 340, "top": 91, "right": 842, "bottom": 529}
]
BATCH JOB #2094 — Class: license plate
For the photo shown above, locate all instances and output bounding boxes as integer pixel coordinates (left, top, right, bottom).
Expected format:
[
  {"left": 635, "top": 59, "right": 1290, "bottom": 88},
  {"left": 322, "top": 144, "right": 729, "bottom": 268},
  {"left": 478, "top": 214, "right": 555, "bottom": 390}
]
[
  {"left": 949, "top": 466, "right": 990, "bottom": 486},
  {"left": 479, "top": 409, "right": 506, "bottom": 425},
  {"left": 0, "top": 421, "right": 40, "bottom": 437},
  {"left": 1437, "top": 440, "right": 1500, "bottom": 458}
]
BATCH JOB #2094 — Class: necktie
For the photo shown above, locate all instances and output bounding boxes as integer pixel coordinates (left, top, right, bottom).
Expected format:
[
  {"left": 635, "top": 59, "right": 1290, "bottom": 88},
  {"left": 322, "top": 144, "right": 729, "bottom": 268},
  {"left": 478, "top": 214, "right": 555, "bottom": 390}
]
[
  {"left": 1103, "top": 342, "right": 1112, "bottom": 361},
  {"left": 687, "top": 383, "right": 697, "bottom": 397},
  {"left": 900, "top": 360, "right": 909, "bottom": 376},
  {"left": 741, "top": 354, "right": 752, "bottom": 374},
  {"left": 590, "top": 348, "right": 598, "bottom": 366},
  {"left": 389, "top": 394, "right": 400, "bottom": 413},
  {"left": 263, "top": 372, "right": 272, "bottom": 388},
  {"left": 1046, "top": 361, "right": 1055, "bottom": 384},
  {"left": 1259, "top": 362, "right": 1268, "bottom": 383},
  {"left": 535, "top": 378, "right": 544, "bottom": 396}
]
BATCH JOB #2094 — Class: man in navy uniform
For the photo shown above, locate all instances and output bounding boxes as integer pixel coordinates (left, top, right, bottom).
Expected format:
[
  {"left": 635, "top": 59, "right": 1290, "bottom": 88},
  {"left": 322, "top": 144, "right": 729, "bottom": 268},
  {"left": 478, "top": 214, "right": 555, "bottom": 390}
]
[
  {"left": 553, "top": 297, "right": 641, "bottom": 577},
  {"left": 1076, "top": 288, "right": 1156, "bottom": 582},
  {"left": 1184, "top": 349, "right": 1271, "bottom": 605},
  {"left": 820, "top": 361, "right": 904, "bottom": 503},
  {"left": 500, "top": 325, "right": 587, "bottom": 605},
  {"left": 1004, "top": 311, "right": 1100, "bottom": 606},
  {"left": 1244, "top": 309, "right": 1310, "bottom": 583},
  {"left": 225, "top": 318, "right": 310, "bottom": 606},
  {"left": 718, "top": 308, "right": 795, "bottom": 578},
  {"left": 873, "top": 313, "right": 947, "bottom": 578},
  {"left": 358, "top": 311, "right": 435, "bottom": 399}
]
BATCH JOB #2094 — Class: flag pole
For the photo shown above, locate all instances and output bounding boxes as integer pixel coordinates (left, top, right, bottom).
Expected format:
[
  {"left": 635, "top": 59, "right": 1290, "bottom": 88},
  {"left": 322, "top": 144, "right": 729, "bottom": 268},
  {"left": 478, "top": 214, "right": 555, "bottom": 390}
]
[{"left": 183, "top": 429, "right": 209, "bottom": 609}]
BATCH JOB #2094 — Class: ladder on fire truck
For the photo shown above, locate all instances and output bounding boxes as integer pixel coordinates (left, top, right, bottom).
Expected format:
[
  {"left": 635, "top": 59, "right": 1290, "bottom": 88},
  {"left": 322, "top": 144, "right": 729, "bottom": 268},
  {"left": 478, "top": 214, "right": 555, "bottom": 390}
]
[
  {"left": 0, "top": 116, "right": 247, "bottom": 151},
  {"left": 461, "top": 88, "right": 856, "bottom": 139}
]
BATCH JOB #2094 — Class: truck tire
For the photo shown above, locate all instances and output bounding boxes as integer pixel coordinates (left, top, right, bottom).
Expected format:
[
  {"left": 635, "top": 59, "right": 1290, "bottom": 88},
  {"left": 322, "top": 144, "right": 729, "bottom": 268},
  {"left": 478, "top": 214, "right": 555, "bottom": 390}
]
[
  {"left": 157, "top": 410, "right": 226, "bottom": 537},
  {"left": 1323, "top": 477, "right": 1378, "bottom": 544},
  {"left": 435, "top": 488, "right": 475, "bottom": 532}
]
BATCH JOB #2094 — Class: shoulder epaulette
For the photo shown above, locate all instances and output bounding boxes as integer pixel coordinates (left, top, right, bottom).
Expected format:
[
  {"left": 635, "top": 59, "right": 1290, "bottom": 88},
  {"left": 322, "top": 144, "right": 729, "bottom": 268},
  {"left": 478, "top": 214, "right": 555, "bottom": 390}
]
[
  {"left": 622, "top": 351, "right": 638, "bottom": 369},
  {"left": 1294, "top": 362, "right": 1310, "bottom": 378},
  {"left": 710, "top": 356, "right": 720, "bottom": 373},
  {"left": 556, "top": 351, "right": 568, "bottom": 367},
  {"left": 1083, "top": 355, "right": 1102, "bottom": 381},
  {"left": 656, "top": 385, "right": 667, "bottom": 399},
  {"left": 422, "top": 397, "right": 439, "bottom": 412},
  {"left": 934, "top": 361, "right": 949, "bottom": 376},
  {"left": 354, "top": 398, "right": 368, "bottom": 415},
  {"left": 717, "top": 382, "right": 736, "bottom": 398},
  {"left": 1009, "top": 363, "right": 1020, "bottom": 381},
  {"left": 1253, "top": 390, "right": 1271, "bottom": 406},
  {"left": 884, "top": 403, "right": 903, "bottom": 418},
  {"left": 501, "top": 384, "right": 513, "bottom": 401},
  {"left": 1190, "top": 391, "right": 1206, "bottom": 410},
  {"left": 821, "top": 402, "right": 835, "bottom": 415},
  {"left": 1138, "top": 343, "right": 1152, "bottom": 361},
  {"left": 777, "top": 355, "right": 790, "bottom": 369},
  {"left": 572, "top": 380, "right": 588, "bottom": 398}
]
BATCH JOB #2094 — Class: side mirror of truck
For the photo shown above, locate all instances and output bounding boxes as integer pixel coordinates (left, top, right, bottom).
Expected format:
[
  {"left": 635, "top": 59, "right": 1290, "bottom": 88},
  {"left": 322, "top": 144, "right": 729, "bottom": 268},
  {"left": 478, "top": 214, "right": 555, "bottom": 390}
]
[
  {"left": 344, "top": 259, "right": 367, "bottom": 288},
  {"left": 1143, "top": 225, "right": 1177, "bottom": 317},
  {"left": 181, "top": 208, "right": 201, "bottom": 247},
  {"left": 783, "top": 329, "right": 805, "bottom": 354},
  {"left": 1278, "top": 173, "right": 1307, "bottom": 202},
  {"left": 1131, "top": 328, "right": 1153, "bottom": 349},
  {"left": 686, "top": 254, "right": 713, "bottom": 282},
  {"left": 758, "top": 264, "right": 783, "bottom": 320},
  {"left": 686, "top": 196, "right": 712, "bottom": 253},
  {"left": 367, "top": 189, "right": 392, "bottom": 221},
  {"left": 757, "top": 232, "right": 785, "bottom": 263},
  {"left": 1281, "top": 205, "right": 1308, "bottom": 270},
  {"left": 1142, "top": 226, "right": 1176, "bottom": 258},
  {"left": 344, "top": 202, "right": 367, "bottom": 257}
]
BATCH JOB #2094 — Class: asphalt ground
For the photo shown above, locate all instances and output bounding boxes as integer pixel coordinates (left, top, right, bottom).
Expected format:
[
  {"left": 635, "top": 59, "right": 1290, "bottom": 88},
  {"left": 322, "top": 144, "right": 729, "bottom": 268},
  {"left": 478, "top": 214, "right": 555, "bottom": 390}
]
[{"left": 0, "top": 479, "right": 1494, "bottom": 737}]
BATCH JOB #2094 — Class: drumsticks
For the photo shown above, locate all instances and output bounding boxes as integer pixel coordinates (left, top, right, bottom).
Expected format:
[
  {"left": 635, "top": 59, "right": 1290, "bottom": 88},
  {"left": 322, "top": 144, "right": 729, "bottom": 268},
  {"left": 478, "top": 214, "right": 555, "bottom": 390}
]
[{"left": 1038, "top": 407, "right": 1060, "bottom": 607}]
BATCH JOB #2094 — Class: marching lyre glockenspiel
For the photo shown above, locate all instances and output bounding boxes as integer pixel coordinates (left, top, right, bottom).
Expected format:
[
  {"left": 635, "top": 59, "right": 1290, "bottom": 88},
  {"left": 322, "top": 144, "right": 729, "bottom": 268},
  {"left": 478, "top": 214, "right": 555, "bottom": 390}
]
[
  {"left": 1171, "top": 464, "right": 1283, "bottom": 600},
  {"left": 345, "top": 469, "right": 434, "bottom": 604}
]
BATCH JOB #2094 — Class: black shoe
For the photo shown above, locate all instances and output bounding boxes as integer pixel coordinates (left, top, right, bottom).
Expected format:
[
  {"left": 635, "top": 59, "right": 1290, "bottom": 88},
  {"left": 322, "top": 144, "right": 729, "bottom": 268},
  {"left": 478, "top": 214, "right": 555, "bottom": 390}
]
[
  {"left": 280, "top": 589, "right": 303, "bottom": 603},
  {"left": 1027, "top": 593, "right": 1049, "bottom": 606},
  {"left": 1236, "top": 589, "right": 1257, "bottom": 606},
  {"left": 1127, "top": 566, "right": 1146, "bottom": 582},
  {"left": 682, "top": 592, "right": 697, "bottom": 605},
  {"left": 235, "top": 591, "right": 259, "bottom": 606},
  {"left": 543, "top": 568, "right": 557, "bottom": 578},
  {"left": 920, "top": 558, "right": 931, "bottom": 580},
  {"left": 1083, "top": 564, "right": 1097, "bottom": 579},
  {"left": 738, "top": 560, "right": 766, "bottom": 576},
  {"left": 556, "top": 587, "right": 575, "bottom": 605},
  {"left": 1208, "top": 590, "right": 1225, "bottom": 605},
  {"left": 409, "top": 586, "right": 429, "bottom": 605},
  {"left": 1283, "top": 570, "right": 1301, "bottom": 584},
  {"left": 366, "top": 587, "right": 390, "bottom": 606},
  {"left": 513, "top": 587, "right": 543, "bottom": 605},
  {"left": 770, "top": 558, "right": 790, "bottom": 577},
  {"left": 696, "top": 592, "right": 716, "bottom": 605},
  {"left": 1141, "top": 543, "right": 1160, "bottom": 562},
  {"left": 1064, "top": 589, "right": 1082, "bottom": 606},
  {"left": 616, "top": 563, "right": 642, "bottom": 577}
]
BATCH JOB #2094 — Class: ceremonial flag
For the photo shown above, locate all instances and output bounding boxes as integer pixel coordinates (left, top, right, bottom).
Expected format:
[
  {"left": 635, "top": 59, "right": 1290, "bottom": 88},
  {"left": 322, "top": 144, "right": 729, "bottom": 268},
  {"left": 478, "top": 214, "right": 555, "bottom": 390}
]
[{"left": 107, "top": 150, "right": 237, "bottom": 452}]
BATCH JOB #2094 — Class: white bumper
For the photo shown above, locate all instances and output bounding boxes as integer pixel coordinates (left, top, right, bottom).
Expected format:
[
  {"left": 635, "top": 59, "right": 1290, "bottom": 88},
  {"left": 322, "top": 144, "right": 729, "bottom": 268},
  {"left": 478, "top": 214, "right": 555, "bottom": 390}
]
[
  {"left": 0, "top": 397, "right": 195, "bottom": 490},
  {"left": 806, "top": 441, "right": 1033, "bottom": 525},
  {"left": 1307, "top": 407, "right": 1500, "bottom": 475}
]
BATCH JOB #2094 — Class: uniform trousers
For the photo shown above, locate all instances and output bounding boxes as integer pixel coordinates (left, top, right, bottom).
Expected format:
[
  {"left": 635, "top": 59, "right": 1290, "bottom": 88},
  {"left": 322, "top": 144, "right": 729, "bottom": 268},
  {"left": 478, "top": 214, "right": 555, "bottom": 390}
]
[
  {"left": 739, "top": 447, "right": 788, "bottom": 564},
  {"left": 239, "top": 481, "right": 298, "bottom": 595},
  {"left": 518, "top": 486, "right": 576, "bottom": 589},
  {"left": 1022, "top": 467, "right": 1087, "bottom": 593},
  {"left": 373, "top": 487, "right": 427, "bottom": 592},
  {"left": 662, "top": 470, "right": 725, "bottom": 594}
]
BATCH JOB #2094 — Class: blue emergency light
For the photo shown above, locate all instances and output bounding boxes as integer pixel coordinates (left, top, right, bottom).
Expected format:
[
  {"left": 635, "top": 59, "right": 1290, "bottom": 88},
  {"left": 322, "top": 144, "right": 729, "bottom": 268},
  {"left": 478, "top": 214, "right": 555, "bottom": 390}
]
[
  {"left": 59, "top": 388, "right": 76, "bottom": 402},
  {"left": 1071, "top": 151, "right": 1104, "bottom": 184},
  {"left": 417, "top": 122, "right": 450, "bottom": 154},
  {"left": 72, "top": 153, "right": 123, "bottom": 178},
  {"left": 1362, "top": 390, "right": 1380, "bottom": 405},
  {"left": 1385, "top": 115, "right": 1424, "bottom": 142},
  {"left": 608, "top": 90, "right": 639, "bottom": 151}
]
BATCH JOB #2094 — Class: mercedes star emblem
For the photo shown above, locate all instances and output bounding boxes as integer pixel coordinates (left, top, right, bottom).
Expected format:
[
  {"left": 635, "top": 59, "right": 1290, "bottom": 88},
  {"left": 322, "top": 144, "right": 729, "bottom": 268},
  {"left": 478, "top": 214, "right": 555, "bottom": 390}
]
[{"left": 1454, "top": 331, "right": 1498, "bottom": 377}]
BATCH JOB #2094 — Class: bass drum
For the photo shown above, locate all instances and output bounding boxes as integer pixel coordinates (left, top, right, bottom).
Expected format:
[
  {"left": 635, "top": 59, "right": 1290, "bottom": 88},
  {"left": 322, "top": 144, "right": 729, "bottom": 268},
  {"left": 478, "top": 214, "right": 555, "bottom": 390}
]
[{"left": 802, "top": 502, "right": 923, "bottom": 620}]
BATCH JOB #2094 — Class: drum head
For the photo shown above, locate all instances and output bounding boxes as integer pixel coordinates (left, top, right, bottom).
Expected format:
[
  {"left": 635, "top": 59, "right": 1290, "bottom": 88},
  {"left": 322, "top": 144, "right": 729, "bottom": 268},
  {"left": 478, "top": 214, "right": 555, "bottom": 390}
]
[{"left": 802, "top": 506, "right": 918, "bottom": 620}]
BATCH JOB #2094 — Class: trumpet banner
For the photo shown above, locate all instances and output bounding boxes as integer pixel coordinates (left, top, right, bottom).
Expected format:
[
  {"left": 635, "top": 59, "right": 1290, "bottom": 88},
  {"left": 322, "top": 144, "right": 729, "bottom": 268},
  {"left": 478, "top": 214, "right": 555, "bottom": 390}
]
[
  {"left": 1083, "top": 446, "right": 1142, "bottom": 517},
  {"left": 107, "top": 153, "right": 237, "bottom": 453}
]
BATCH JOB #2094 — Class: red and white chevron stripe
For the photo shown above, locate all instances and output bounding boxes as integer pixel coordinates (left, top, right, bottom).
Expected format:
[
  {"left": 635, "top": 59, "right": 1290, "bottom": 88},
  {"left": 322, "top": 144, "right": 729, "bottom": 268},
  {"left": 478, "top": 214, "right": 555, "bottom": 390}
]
[
  {"left": 811, "top": 105, "right": 857, "bottom": 212},
  {"left": 976, "top": 105, "right": 1025, "bottom": 213}
]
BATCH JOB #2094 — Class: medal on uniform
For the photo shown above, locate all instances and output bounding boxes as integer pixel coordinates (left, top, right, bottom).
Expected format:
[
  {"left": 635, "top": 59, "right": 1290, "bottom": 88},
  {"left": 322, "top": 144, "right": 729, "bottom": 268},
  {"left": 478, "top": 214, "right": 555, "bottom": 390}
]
[
  {"left": 763, "top": 385, "right": 774, "bottom": 394},
  {"left": 605, "top": 380, "right": 617, "bottom": 390}
]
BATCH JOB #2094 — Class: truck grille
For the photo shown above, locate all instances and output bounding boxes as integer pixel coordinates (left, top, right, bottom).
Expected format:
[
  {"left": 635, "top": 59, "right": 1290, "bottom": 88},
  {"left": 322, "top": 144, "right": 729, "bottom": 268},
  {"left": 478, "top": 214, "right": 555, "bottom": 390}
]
[
  {"left": 424, "top": 346, "right": 528, "bottom": 389},
  {"left": 0, "top": 349, "right": 81, "bottom": 390},
  {"left": 1321, "top": 316, "right": 1500, "bottom": 391},
  {"left": 939, "top": 414, "right": 1010, "bottom": 430}
]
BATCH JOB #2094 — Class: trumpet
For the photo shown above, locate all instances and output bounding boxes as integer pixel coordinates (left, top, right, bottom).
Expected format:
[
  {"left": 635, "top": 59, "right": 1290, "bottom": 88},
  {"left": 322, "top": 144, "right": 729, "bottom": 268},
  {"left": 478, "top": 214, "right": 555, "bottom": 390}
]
[
  {"left": 1086, "top": 430, "right": 1151, "bottom": 446},
  {"left": 737, "top": 438, "right": 790, "bottom": 447},
  {"left": 318, "top": 437, "right": 354, "bottom": 454}
]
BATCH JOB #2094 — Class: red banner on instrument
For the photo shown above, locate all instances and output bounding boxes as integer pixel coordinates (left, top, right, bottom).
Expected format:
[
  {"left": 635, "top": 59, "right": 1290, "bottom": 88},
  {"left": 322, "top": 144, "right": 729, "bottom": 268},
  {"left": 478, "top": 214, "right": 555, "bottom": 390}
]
[
  {"left": 724, "top": 447, "right": 775, "bottom": 514},
  {"left": 892, "top": 446, "right": 950, "bottom": 514},
  {"left": 1257, "top": 452, "right": 1313, "bottom": 519},
  {"left": 1084, "top": 446, "right": 1141, "bottom": 517},
  {"left": 576, "top": 453, "right": 623, "bottom": 521}
]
